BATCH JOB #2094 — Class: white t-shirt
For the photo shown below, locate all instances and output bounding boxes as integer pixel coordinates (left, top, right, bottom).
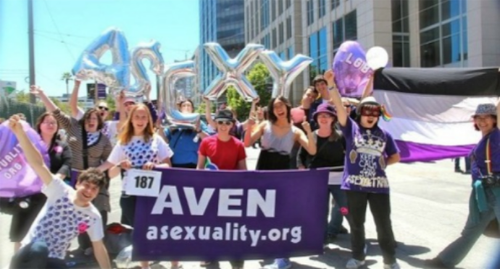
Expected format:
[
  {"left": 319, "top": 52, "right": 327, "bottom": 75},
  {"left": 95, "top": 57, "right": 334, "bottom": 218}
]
[
  {"left": 75, "top": 108, "right": 118, "bottom": 145},
  {"left": 107, "top": 134, "right": 173, "bottom": 189},
  {"left": 21, "top": 178, "right": 103, "bottom": 260}
]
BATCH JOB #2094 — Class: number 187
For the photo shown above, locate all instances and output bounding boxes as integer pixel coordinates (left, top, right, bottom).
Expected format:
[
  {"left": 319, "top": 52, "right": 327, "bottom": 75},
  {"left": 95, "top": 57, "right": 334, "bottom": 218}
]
[{"left": 135, "top": 176, "right": 154, "bottom": 189}]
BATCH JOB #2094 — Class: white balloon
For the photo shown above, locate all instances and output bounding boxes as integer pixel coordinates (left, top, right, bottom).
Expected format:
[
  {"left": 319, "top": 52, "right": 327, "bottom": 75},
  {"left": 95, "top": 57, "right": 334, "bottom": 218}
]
[{"left": 366, "top": 46, "right": 389, "bottom": 70}]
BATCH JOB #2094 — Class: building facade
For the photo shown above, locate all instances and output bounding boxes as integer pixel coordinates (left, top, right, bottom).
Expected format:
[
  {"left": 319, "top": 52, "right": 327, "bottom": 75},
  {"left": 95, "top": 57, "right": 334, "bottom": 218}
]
[
  {"left": 198, "top": 0, "right": 245, "bottom": 101},
  {"left": 245, "top": 0, "right": 500, "bottom": 105}
]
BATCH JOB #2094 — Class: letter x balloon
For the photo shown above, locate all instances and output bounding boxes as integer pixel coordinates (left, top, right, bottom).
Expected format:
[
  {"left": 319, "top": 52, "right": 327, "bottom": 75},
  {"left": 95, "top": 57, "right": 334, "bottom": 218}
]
[
  {"left": 203, "top": 43, "right": 264, "bottom": 101},
  {"left": 259, "top": 50, "right": 313, "bottom": 98}
]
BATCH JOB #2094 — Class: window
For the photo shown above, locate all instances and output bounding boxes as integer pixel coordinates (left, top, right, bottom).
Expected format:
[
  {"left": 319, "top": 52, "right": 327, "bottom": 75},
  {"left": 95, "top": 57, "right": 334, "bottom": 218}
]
[
  {"left": 332, "top": 10, "right": 357, "bottom": 50},
  {"left": 318, "top": 0, "right": 326, "bottom": 18},
  {"left": 287, "top": 46, "right": 294, "bottom": 59},
  {"left": 260, "top": 0, "right": 270, "bottom": 31},
  {"left": 272, "top": 28, "right": 277, "bottom": 48},
  {"left": 279, "top": 23, "right": 284, "bottom": 44},
  {"left": 307, "top": 0, "right": 314, "bottom": 26},
  {"left": 279, "top": 0, "right": 283, "bottom": 14},
  {"left": 419, "top": 0, "right": 467, "bottom": 67},
  {"left": 286, "top": 16, "right": 292, "bottom": 40},
  {"left": 392, "top": 35, "right": 410, "bottom": 67},
  {"left": 271, "top": 0, "right": 276, "bottom": 22},
  {"left": 279, "top": 51, "right": 286, "bottom": 60},
  {"left": 392, "top": 0, "right": 409, "bottom": 33},
  {"left": 286, "top": 0, "right": 291, "bottom": 9},
  {"left": 392, "top": 0, "right": 410, "bottom": 66},
  {"left": 331, "top": 0, "right": 340, "bottom": 10},
  {"left": 253, "top": 0, "right": 258, "bottom": 37},
  {"left": 309, "top": 27, "right": 328, "bottom": 81}
]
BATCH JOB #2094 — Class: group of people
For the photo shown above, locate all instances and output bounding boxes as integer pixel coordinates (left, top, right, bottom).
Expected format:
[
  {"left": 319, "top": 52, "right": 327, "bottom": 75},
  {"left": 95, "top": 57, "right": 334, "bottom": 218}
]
[{"left": 2, "top": 68, "right": 499, "bottom": 269}]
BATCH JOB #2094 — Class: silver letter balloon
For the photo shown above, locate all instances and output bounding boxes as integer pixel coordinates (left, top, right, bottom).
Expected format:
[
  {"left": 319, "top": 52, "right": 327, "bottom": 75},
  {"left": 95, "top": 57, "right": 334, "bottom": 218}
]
[
  {"left": 72, "top": 27, "right": 130, "bottom": 91},
  {"left": 259, "top": 50, "right": 313, "bottom": 99},
  {"left": 203, "top": 43, "right": 264, "bottom": 102},
  {"left": 129, "top": 40, "right": 165, "bottom": 97}
]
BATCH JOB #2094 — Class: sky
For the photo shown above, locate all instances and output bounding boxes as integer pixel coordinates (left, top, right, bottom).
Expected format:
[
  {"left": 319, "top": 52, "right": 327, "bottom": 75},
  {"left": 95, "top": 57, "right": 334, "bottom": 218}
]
[{"left": 0, "top": 0, "right": 200, "bottom": 100}]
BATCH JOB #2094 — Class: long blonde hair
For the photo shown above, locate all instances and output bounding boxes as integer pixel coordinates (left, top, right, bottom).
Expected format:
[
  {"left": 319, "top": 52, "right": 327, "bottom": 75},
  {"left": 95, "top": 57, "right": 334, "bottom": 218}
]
[{"left": 118, "top": 104, "right": 155, "bottom": 145}]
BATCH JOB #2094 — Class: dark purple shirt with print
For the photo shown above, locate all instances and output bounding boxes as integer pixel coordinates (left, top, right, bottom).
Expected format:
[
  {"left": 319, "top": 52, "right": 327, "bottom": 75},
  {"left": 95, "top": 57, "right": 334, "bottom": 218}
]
[
  {"left": 470, "top": 129, "right": 500, "bottom": 181},
  {"left": 339, "top": 117, "right": 399, "bottom": 194}
]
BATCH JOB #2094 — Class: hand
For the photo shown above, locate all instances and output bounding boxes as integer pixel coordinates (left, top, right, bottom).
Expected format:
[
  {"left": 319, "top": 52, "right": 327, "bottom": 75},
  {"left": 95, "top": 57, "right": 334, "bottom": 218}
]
[
  {"left": 120, "top": 160, "right": 132, "bottom": 170},
  {"left": 252, "top": 97, "right": 260, "bottom": 105},
  {"left": 324, "top": 70, "right": 335, "bottom": 87},
  {"left": 298, "top": 165, "right": 306, "bottom": 170},
  {"left": 8, "top": 115, "right": 23, "bottom": 134},
  {"left": 203, "top": 96, "right": 211, "bottom": 103},
  {"left": 302, "top": 95, "right": 313, "bottom": 109},
  {"left": 301, "top": 117, "right": 312, "bottom": 134},
  {"left": 142, "top": 162, "right": 155, "bottom": 170},
  {"left": 74, "top": 80, "right": 81, "bottom": 87},
  {"left": 117, "top": 91, "right": 125, "bottom": 104},
  {"left": 29, "top": 85, "right": 43, "bottom": 96}
]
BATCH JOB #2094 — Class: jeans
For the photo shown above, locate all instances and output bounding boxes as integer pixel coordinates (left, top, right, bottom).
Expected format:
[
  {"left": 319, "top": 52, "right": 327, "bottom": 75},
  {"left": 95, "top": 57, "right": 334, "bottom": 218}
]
[
  {"left": 438, "top": 187, "right": 500, "bottom": 267},
  {"left": 10, "top": 241, "right": 67, "bottom": 269},
  {"left": 326, "top": 185, "right": 347, "bottom": 236},
  {"left": 346, "top": 190, "right": 396, "bottom": 264},
  {"left": 120, "top": 194, "right": 137, "bottom": 226}
]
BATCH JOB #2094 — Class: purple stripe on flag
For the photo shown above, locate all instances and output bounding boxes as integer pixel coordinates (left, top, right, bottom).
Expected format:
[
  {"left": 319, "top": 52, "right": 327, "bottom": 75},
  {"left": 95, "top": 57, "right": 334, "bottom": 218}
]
[{"left": 397, "top": 140, "right": 474, "bottom": 163}]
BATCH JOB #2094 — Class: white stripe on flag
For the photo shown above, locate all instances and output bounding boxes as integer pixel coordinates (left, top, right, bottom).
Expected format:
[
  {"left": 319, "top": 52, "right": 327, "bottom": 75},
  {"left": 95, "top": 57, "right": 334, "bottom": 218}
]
[
  {"left": 373, "top": 90, "right": 498, "bottom": 122},
  {"left": 378, "top": 117, "right": 481, "bottom": 146}
]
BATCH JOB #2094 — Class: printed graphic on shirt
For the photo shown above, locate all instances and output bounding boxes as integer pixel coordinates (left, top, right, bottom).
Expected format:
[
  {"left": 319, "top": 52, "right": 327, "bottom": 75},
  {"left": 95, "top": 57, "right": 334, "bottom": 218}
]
[
  {"left": 348, "top": 129, "right": 389, "bottom": 188},
  {"left": 124, "top": 139, "right": 159, "bottom": 168}
]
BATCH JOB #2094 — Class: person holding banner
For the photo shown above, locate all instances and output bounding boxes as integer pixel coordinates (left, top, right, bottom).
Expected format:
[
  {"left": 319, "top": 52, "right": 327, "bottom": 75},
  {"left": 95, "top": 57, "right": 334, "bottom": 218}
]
[
  {"left": 426, "top": 103, "right": 500, "bottom": 269},
  {"left": 329, "top": 83, "right": 401, "bottom": 269},
  {"left": 7, "top": 115, "right": 111, "bottom": 269},
  {"left": 9, "top": 112, "right": 72, "bottom": 252},
  {"left": 297, "top": 103, "right": 348, "bottom": 244},
  {"left": 98, "top": 103, "right": 173, "bottom": 269},
  {"left": 244, "top": 96, "right": 316, "bottom": 269},
  {"left": 197, "top": 108, "right": 247, "bottom": 269},
  {"left": 30, "top": 85, "right": 113, "bottom": 256}
]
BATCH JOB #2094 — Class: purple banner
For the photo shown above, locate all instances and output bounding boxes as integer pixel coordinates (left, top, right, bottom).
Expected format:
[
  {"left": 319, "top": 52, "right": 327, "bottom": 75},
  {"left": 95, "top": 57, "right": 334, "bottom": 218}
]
[
  {"left": 396, "top": 140, "right": 475, "bottom": 163},
  {"left": 332, "top": 41, "right": 372, "bottom": 98},
  {"left": 133, "top": 168, "right": 329, "bottom": 261},
  {"left": 0, "top": 120, "right": 50, "bottom": 197},
  {"left": 97, "top": 83, "right": 107, "bottom": 99}
]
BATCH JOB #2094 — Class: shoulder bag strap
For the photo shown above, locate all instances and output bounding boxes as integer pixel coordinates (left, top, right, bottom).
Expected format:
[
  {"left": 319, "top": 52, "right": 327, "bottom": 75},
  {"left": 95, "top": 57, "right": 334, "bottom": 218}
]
[{"left": 81, "top": 126, "right": 89, "bottom": 170}]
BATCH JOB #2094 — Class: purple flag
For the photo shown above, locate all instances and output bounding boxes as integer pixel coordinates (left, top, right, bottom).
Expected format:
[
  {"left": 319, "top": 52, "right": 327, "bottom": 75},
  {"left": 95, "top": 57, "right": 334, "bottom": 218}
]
[
  {"left": 132, "top": 168, "right": 329, "bottom": 261},
  {"left": 332, "top": 41, "right": 373, "bottom": 98},
  {"left": 0, "top": 120, "right": 50, "bottom": 197}
]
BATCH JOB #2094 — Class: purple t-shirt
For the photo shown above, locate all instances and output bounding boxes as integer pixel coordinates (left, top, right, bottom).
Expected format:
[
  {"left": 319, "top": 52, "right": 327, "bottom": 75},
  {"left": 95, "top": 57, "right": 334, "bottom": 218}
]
[
  {"left": 339, "top": 117, "right": 399, "bottom": 194},
  {"left": 470, "top": 129, "right": 500, "bottom": 181}
]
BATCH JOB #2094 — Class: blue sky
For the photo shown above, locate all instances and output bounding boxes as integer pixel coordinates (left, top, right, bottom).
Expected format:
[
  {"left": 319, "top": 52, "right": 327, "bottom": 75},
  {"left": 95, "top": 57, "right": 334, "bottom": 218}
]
[{"left": 0, "top": 0, "right": 199, "bottom": 100}]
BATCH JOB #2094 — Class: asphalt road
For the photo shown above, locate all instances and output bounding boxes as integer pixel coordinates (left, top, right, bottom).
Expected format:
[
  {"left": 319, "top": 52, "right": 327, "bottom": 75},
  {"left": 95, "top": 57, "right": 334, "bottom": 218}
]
[{"left": 1, "top": 148, "right": 498, "bottom": 269}]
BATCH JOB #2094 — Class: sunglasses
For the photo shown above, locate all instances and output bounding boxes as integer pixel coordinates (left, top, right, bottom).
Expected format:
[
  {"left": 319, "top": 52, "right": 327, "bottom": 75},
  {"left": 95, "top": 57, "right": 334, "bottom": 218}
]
[
  {"left": 98, "top": 106, "right": 109, "bottom": 111},
  {"left": 216, "top": 120, "right": 232, "bottom": 126},
  {"left": 360, "top": 106, "right": 381, "bottom": 117}
]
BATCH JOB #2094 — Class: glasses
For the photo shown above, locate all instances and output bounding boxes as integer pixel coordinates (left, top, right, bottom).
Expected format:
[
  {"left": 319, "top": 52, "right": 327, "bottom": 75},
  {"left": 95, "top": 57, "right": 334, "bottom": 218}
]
[
  {"left": 42, "top": 121, "right": 57, "bottom": 126},
  {"left": 98, "top": 106, "right": 109, "bottom": 111},
  {"left": 360, "top": 107, "right": 381, "bottom": 117},
  {"left": 216, "top": 120, "right": 232, "bottom": 126}
]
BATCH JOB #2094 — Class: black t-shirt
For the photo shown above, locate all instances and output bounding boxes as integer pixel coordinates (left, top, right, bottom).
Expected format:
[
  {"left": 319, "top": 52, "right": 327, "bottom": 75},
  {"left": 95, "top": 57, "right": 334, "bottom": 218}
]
[{"left": 299, "top": 132, "right": 345, "bottom": 171}]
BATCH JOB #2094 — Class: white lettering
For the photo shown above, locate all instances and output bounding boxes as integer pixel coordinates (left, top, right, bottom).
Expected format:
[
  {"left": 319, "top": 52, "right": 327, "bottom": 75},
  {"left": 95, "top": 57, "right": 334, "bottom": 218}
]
[
  {"left": 170, "top": 226, "right": 182, "bottom": 240},
  {"left": 212, "top": 227, "right": 223, "bottom": 240},
  {"left": 146, "top": 226, "right": 157, "bottom": 240},
  {"left": 183, "top": 187, "right": 214, "bottom": 215},
  {"left": 246, "top": 189, "right": 276, "bottom": 217},
  {"left": 184, "top": 226, "right": 196, "bottom": 240},
  {"left": 217, "top": 189, "right": 243, "bottom": 217},
  {"left": 248, "top": 229, "right": 261, "bottom": 247},
  {"left": 152, "top": 186, "right": 183, "bottom": 215}
]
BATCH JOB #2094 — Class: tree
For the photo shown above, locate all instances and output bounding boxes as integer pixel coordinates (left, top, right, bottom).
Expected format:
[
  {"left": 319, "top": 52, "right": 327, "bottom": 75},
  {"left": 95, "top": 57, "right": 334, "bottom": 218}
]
[
  {"left": 226, "top": 63, "right": 271, "bottom": 120},
  {"left": 61, "top": 72, "right": 73, "bottom": 97},
  {"left": 15, "top": 90, "right": 31, "bottom": 103}
]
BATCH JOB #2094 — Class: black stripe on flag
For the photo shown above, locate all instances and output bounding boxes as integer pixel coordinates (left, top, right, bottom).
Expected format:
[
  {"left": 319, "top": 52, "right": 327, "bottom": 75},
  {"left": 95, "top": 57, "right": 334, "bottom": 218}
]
[{"left": 374, "top": 67, "right": 500, "bottom": 96}]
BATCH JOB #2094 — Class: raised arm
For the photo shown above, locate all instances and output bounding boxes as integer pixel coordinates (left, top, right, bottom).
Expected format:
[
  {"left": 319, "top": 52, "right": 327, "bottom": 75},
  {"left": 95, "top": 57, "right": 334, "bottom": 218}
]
[
  {"left": 204, "top": 98, "right": 217, "bottom": 129},
  {"left": 329, "top": 82, "right": 348, "bottom": 127},
  {"left": 69, "top": 80, "right": 83, "bottom": 118},
  {"left": 360, "top": 74, "right": 374, "bottom": 100},
  {"left": 296, "top": 119, "right": 316, "bottom": 155},
  {"left": 8, "top": 115, "right": 53, "bottom": 185},
  {"left": 30, "top": 86, "right": 58, "bottom": 113},
  {"left": 244, "top": 121, "right": 266, "bottom": 147}
]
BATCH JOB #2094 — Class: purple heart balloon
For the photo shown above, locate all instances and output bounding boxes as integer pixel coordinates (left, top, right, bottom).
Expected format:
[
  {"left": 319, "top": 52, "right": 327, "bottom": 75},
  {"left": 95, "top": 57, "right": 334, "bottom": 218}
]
[
  {"left": 0, "top": 120, "right": 50, "bottom": 198},
  {"left": 332, "top": 41, "right": 373, "bottom": 98}
]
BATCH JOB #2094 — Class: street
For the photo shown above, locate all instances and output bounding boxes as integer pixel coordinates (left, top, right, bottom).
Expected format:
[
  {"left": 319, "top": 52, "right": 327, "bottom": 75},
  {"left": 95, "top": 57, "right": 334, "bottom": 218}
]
[{"left": 0, "top": 147, "right": 497, "bottom": 269}]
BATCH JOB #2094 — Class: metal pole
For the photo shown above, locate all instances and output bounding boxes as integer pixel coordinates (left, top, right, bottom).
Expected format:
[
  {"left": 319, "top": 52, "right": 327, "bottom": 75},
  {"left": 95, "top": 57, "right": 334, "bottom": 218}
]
[
  {"left": 28, "top": 0, "right": 36, "bottom": 104},
  {"left": 94, "top": 80, "right": 98, "bottom": 104}
]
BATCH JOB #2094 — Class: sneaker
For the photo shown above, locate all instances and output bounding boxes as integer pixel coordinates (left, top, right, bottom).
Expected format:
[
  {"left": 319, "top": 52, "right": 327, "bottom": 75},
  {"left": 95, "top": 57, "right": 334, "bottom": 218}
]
[
  {"left": 345, "top": 258, "right": 365, "bottom": 269},
  {"left": 424, "top": 258, "right": 450, "bottom": 269},
  {"left": 383, "top": 262, "right": 400, "bottom": 269},
  {"left": 262, "top": 258, "right": 292, "bottom": 269}
]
